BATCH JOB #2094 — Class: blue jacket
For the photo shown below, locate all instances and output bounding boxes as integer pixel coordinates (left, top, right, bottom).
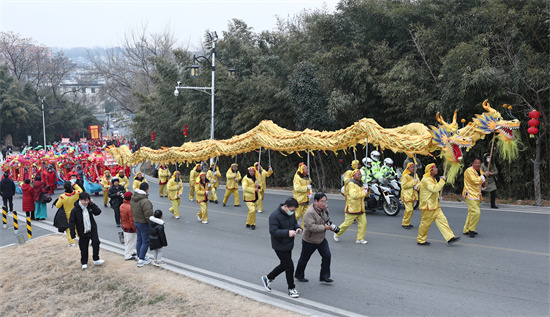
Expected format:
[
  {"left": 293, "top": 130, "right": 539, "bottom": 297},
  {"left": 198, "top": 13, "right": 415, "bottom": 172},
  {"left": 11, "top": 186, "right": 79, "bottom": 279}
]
[{"left": 269, "top": 204, "right": 300, "bottom": 251}]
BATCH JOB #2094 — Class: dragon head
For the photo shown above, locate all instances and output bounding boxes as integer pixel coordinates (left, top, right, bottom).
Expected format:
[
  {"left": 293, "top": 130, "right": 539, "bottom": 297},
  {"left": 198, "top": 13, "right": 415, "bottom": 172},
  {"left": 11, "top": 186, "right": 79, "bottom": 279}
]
[{"left": 473, "top": 100, "right": 520, "bottom": 141}]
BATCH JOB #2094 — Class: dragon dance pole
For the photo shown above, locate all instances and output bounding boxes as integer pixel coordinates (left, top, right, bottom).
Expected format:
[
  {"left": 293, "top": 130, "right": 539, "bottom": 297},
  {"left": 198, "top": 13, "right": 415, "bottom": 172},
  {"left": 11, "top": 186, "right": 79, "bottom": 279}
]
[
  {"left": 487, "top": 132, "right": 496, "bottom": 172},
  {"left": 268, "top": 148, "right": 271, "bottom": 168}
]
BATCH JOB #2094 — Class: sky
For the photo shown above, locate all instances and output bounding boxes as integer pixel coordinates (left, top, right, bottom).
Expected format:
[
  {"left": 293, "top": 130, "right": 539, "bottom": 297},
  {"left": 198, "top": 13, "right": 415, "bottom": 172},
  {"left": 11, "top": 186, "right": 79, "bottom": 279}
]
[{"left": 1, "top": 0, "right": 339, "bottom": 48}]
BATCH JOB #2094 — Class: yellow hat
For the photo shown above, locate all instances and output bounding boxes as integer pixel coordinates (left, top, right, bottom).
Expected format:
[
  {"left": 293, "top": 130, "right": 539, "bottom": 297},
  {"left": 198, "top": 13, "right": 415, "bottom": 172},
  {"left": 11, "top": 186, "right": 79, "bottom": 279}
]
[
  {"left": 351, "top": 160, "right": 360, "bottom": 169},
  {"left": 403, "top": 162, "right": 414, "bottom": 176},
  {"left": 424, "top": 163, "right": 436, "bottom": 177},
  {"left": 298, "top": 162, "right": 307, "bottom": 174}
]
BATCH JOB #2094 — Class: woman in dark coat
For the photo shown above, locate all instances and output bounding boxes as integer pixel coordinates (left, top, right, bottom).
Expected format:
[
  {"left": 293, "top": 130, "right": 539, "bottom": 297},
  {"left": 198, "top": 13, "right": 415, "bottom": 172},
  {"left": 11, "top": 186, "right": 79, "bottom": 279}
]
[
  {"left": 21, "top": 179, "right": 35, "bottom": 220},
  {"left": 33, "top": 175, "right": 49, "bottom": 220}
]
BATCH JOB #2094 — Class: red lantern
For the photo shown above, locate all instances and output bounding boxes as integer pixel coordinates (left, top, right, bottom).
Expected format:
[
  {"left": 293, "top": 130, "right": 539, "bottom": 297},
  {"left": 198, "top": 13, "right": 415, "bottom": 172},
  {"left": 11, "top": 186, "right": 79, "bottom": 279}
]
[
  {"left": 528, "top": 127, "right": 539, "bottom": 135},
  {"left": 529, "top": 110, "right": 540, "bottom": 119},
  {"left": 183, "top": 125, "right": 188, "bottom": 137},
  {"left": 151, "top": 132, "right": 156, "bottom": 141},
  {"left": 528, "top": 119, "right": 539, "bottom": 127}
]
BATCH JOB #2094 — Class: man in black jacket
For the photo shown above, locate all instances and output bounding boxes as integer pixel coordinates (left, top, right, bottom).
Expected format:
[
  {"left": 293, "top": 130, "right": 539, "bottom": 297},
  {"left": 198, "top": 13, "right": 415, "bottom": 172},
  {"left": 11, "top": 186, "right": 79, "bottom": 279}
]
[
  {"left": 108, "top": 177, "right": 126, "bottom": 227},
  {"left": 68, "top": 192, "right": 104, "bottom": 269},
  {"left": 261, "top": 197, "right": 302, "bottom": 298},
  {"left": 0, "top": 171, "right": 16, "bottom": 212}
]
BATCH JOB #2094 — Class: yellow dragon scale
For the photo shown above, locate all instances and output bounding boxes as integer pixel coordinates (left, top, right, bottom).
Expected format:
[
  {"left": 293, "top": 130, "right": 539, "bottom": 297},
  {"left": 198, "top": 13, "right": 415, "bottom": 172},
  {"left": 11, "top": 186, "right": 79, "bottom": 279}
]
[{"left": 110, "top": 119, "right": 440, "bottom": 166}]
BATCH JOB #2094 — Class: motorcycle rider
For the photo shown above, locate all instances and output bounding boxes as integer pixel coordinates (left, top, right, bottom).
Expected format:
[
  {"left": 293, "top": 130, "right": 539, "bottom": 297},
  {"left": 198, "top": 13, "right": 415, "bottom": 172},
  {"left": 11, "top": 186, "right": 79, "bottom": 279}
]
[
  {"left": 370, "top": 150, "right": 382, "bottom": 176},
  {"left": 360, "top": 158, "right": 378, "bottom": 185},
  {"left": 400, "top": 162, "right": 418, "bottom": 229},
  {"left": 379, "top": 158, "right": 398, "bottom": 183}
]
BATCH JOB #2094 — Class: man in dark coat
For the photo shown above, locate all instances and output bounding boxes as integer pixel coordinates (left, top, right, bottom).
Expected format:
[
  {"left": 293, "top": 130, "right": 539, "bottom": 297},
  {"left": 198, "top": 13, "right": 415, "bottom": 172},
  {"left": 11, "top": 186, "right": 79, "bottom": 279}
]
[
  {"left": 261, "top": 197, "right": 302, "bottom": 298},
  {"left": 0, "top": 171, "right": 16, "bottom": 212},
  {"left": 108, "top": 177, "right": 126, "bottom": 227},
  {"left": 68, "top": 192, "right": 104, "bottom": 269}
]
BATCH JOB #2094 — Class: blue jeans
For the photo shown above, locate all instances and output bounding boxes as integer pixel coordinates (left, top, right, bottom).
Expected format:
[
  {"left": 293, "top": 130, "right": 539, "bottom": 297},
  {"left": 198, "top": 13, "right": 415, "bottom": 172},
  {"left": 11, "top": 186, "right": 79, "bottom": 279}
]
[
  {"left": 134, "top": 222, "right": 150, "bottom": 260},
  {"left": 295, "top": 238, "right": 331, "bottom": 280}
]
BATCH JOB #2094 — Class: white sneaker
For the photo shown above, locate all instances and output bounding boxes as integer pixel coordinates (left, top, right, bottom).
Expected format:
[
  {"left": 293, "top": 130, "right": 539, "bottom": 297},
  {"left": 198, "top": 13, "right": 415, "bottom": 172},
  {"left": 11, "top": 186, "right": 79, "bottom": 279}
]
[
  {"left": 202, "top": 220, "right": 208, "bottom": 224},
  {"left": 257, "top": 210, "right": 263, "bottom": 213},
  {"left": 197, "top": 215, "right": 202, "bottom": 221},
  {"left": 82, "top": 264, "right": 88, "bottom": 269},
  {"left": 153, "top": 260, "right": 166, "bottom": 267},
  {"left": 356, "top": 239, "right": 368, "bottom": 244},
  {"left": 288, "top": 288, "right": 300, "bottom": 298},
  {"left": 333, "top": 233, "right": 339, "bottom": 242},
  {"left": 261, "top": 275, "right": 272, "bottom": 291},
  {"left": 94, "top": 259, "right": 105, "bottom": 265},
  {"left": 68, "top": 243, "right": 76, "bottom": 247},
  {"left": 175, "top": 216, "right": 180, "bottom": 219},
  {"left": 137, "top": 258, "right": 152, "bottom": 267}
]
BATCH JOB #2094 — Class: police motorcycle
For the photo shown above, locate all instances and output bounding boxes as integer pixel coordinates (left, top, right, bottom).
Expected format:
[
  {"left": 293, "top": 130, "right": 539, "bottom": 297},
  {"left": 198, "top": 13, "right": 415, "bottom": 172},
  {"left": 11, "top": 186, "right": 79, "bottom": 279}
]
[
  {"left": 378, "top": 158, "right": 420, "bottom": 210},
  {"left": 361, "top": 158, "right": 401, "bottom": 216}
]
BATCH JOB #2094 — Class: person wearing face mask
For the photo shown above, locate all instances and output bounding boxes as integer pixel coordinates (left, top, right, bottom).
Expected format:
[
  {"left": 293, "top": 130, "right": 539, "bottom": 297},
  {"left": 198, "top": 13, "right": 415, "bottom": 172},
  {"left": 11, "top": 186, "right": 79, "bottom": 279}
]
[
  {"left": 294, "top": 192, "right": 334, "bottom": 284},
  {"left": 462, "top": 158, "right": 490, "bottom": 238},
  {"left": 68, "top": 192, "right": 104, "bottom": 269},
  {"left": 261, "top": 197, "right": 302, "bottom": 298},
  {"left": 69, "top": 172, "right": 84, "bottom": 193},
  {"left": 481, "top": 154, "right": 498, "bottom": 209}
]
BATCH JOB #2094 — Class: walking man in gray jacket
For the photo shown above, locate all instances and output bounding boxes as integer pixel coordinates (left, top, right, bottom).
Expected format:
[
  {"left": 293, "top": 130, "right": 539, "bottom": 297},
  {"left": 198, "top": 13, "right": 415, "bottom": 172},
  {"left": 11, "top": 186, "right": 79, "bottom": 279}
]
[{"left": 294, "top": 192, "right": 334, "bottom": 283}]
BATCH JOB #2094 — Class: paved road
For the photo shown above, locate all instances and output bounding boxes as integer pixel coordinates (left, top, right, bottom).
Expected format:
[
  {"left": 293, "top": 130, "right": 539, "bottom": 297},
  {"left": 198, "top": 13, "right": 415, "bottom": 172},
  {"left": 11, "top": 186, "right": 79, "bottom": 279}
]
[{"left": 1, "top": 172, "right": 548, "bottom": 316}]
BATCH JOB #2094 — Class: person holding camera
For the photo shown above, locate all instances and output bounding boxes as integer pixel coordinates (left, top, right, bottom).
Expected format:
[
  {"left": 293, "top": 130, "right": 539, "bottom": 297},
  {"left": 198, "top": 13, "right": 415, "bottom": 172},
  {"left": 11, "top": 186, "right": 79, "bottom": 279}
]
[
  {"left": 108, "top": 177, "right": 126, "bottom": 227},
  {"left": 294, "top": 192, "right": 334, "bottom": 283}
]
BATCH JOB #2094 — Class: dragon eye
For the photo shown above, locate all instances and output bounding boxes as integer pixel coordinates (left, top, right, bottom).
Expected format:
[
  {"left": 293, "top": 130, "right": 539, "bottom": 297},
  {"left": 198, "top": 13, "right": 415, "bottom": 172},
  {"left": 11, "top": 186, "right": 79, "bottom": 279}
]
[
  {"left": 456, "top": 131, "right": 461, "bottom": 136},
  {"left": 448, "top": 132, "right": 454, "bottom": 136},
  {"left": 496, "top": 117, "right": 501, "bottom": 121}
]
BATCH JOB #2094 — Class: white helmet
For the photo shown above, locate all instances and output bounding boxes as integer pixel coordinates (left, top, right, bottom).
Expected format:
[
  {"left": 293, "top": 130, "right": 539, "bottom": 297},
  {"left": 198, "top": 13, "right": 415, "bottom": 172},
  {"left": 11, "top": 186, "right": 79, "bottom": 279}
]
[
  {"left": 370, "top": 150, "right": 380, "bottom": 162},
  {"left": 362, "top": 157, "right": 373, "bottom": 166},
  {"left": 384, "top": 157, "right": 393, "bottom": 166}
]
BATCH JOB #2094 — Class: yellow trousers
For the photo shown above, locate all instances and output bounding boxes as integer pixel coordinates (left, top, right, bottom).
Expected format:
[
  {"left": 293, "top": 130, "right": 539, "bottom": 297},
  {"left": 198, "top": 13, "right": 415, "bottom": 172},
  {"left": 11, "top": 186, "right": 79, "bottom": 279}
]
[
  {"left": 197, "top": 202, "right": 208, "bottom": 221},
  {"left": 169, "top": 199, "right": 181, "bottom": 217},
  {"left": 189, "top": 184, "right": 195, "bottom": 201},
  {"left": 295, "top": 204, "right": 308, "bottom": 228},
  {"left": 103, "top": 191, "right": 109, "bottom": 206},
  {"left": 223, "top": 188, "right": 240, "bottom": 206},
  {"left": 417, "top": 208, "right": 455, "bottom": 243},
  {"left": 209, "top": 187, "right": 218, "bottom": 202},
  {"left": 256, "top": 191, "right": 265, "bottom": 211},
  {"left": 336, "top": 213, "right": 367, "bottom": 241},
  {"left": 65, "top": 228, "right": 75, "bottom": 245},
  {"left": 402, "top": 201, "right": 415, "bottom": 226},
  {"left": 159, "top": 184, "right": 167, "bottom": 197},
  {"left": 246, "top": 201, "right": 257, "bottom": 225},
  {"left": 464, "top": 198, "right": 481, "bottom": 233}
]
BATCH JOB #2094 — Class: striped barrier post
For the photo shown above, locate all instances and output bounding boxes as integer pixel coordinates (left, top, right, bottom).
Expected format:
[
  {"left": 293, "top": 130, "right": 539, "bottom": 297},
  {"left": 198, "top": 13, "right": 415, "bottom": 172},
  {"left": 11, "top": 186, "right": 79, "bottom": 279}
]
[
  {"left": 2, "top": 206, "right": 7, "bottom": 229},
  {"left": 13, "top": 210, "right": 19, "bottom": 234},
  {"left": 26, "top": 212, "right": 32, "bottom": 239}
]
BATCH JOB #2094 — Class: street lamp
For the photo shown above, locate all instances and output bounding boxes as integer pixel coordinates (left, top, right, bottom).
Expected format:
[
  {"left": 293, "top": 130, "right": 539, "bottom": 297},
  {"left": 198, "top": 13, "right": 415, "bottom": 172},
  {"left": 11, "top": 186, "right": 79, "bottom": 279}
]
[
  {"left": 174, "top": 31, "right": 235, "bottom": 145},
  {"left": 40, "top": 97, "right": 46, "bottom": 149}
]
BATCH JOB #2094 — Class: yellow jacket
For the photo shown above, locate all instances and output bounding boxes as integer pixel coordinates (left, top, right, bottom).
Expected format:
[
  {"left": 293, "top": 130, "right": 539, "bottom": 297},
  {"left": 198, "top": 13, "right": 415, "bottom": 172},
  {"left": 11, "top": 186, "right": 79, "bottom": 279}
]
[
  {"left": 226, "top": 167, "right": 241, "bottom": 190},
  {"left": 254, "top": 166, "right": 273, "bottom": 192},
  {"left": 194, "top": 180, "right": 208, "bottom": 203},
  {"left": 345, "top": 180, "right": 366, "bottom": 214},
  {"left": 189, "top": 165, "right": 200, "bottom": 187},
  {"left": 101, "top": 173, "right": 111, "bottom": 192},
  {"left": 293, "top": 172, "right": 310, "bottom": 204},
  {"left": 400, "top": 173, "right": 418, "bottom": 202},
  {"left": 207, "top": 167, "right": 221, "bottom": 189},
  {"left": 132, "top": 173, "right": 148, "bottom": 191},
  {"left": 462, "top": 166, "right": 485, "bottom": 200},
  {"left": 167, "top": 172, "right": 183, "bottom": 200},
  {"left": 55, "top": 184, "right": 83, "bottom": 215},
  {"left": 242, "top": 175, "right": 258, "bottom": 202},
  {"left": 343, "top": 169, "right": 354, "bottom": 197},
  {"left": 158, "top": 168, "right": 170, "bottom": 185},
  {"left": 419, "top": 176, "right": 445, "bottom": 210},
  {"left": 116, "top": 175, "right": 129, "bottom": 189}
]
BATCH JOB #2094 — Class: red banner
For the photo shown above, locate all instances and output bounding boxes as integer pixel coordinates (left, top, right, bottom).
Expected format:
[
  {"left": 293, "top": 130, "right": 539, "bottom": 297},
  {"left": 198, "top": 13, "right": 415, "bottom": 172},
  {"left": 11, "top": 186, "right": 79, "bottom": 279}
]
[{"left": 88, "top": 125, "right": 100, "bottom": 140}]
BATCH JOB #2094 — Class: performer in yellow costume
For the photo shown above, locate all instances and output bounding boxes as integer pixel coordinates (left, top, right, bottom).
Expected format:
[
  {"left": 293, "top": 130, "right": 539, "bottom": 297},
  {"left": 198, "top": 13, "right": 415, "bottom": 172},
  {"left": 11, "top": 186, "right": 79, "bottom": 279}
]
[
  {"left": 343, "top": 160, "right": 361, "bottom": 203},
  {"left": 116, "top": 169, "right": 129, "bottom": 190},
  {"left": 158, "top": 164, "right": 170, "bottom": 197},
  {"left": 132, "top": 171, "right": 148, "bottom": 191},
  {"left": 100, "top": 170, "right": 112, "bottom": 207},
  {"left": 207, "top": 163, "right": 221, "bottom": 203},
  {"left": 189, "top": 164, "right": 201, "bottom": 201},
  {"left": 416, "top": 163, "right": 460, "bottom": 246},
  {"left": 400, "top": 162, "right": 418, "bottom": 229},
  {"left": 55, "top": 181, "right": 83, "bottom": 246},
  {"left": 462, "top": 158, "right": 489, "bottom": 238},
  {"left": 223, "top": 163, "right": 241, "bottom": 207},
  {"left": 195, "top": 172, "right": 210, "bottom": 224},
  {"left": 167, "top": 171, "right": 184, "bottom": 219},
  {"left": 293, "top": 162, "right": 311, "bottom": 228},
  {"left": 254, "top": 162, "right": 273, "bottom": 213},
  {"left": 334, "top": 169, "right": 368, "bottom": 244},
  {"left": 242, "top": 167, "right": 259, "bottom": 229}
]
